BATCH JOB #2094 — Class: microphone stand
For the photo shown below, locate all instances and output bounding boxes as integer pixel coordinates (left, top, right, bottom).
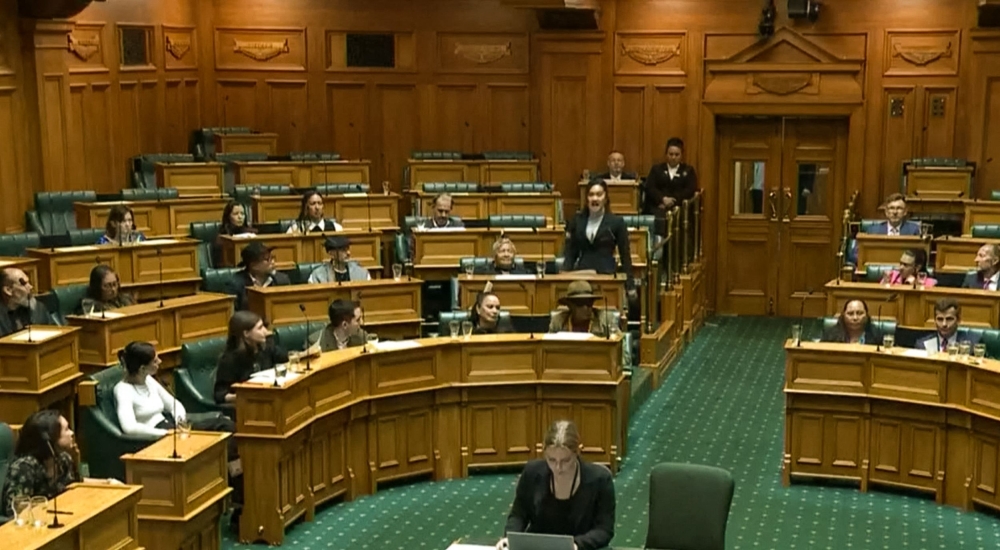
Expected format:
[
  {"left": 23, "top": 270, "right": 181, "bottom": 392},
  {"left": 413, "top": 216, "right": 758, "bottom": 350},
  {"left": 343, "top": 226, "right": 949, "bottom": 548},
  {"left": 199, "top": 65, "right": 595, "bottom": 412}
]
[
  {"left": 157, "top": 248, "right": 165, "bottom": 308},
  {"left": 169, "top": 390, "right": 181, "bottom": 458},
  {"left": 601, "top": 292, "right": 610, "bottom": 340},
  {"left": 299, "top": 303, "right": 312, "bottom": 371},
  {"left": 365, "top": 184, "right": 373, "bottom": 234},
  {"left": 26, "top": 321, "right": 33, "bottom": 343},
  {"left": 45, "top": 438, "right": 70, "bottom": 528},
  {"left": 796, "top": 289, "right": 813, "bottom": 347},
  {"left": 518, "top": 282, "right": 535, "bottom": 339}
]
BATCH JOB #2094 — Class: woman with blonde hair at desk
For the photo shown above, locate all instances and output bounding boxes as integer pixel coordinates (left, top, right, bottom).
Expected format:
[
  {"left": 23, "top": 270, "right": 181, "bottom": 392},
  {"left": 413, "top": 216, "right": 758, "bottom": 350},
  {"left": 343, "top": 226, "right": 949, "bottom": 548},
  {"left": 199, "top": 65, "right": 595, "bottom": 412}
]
[
  {"left": 496, "top": 420, "right": 615, "bottom": 550},
  {"left": 475, "top": 237, "right": 528, "bottom": 275}
]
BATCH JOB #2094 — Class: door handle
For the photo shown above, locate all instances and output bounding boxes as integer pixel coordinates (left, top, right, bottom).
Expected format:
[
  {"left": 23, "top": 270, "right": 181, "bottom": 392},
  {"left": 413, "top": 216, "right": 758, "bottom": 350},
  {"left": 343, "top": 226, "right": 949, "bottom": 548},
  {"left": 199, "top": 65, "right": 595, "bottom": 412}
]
[
  {"left": 768, "top": 191, "right": 778, "bottom": 221},
  {"left": 783, "top": 187, "right": 793, "bottom": 221}
]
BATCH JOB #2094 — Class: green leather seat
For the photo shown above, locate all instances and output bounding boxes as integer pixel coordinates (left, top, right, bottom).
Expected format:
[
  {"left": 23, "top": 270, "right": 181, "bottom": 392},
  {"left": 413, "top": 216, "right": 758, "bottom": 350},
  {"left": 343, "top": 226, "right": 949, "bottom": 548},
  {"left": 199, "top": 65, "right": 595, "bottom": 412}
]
[
  {"left": 992, "top": 191, "right": 1000, "bottom": 202},
  {"left": 293, "top": 262, "right": 324, "bottom": 284},
  {"left": 177, "top": 336, "right": 228, "bottom": 414},
  {"left": 422, "top": 182, "right": 479, "bottom": 194},
  {"left": 273, "top": 323, "right": 311, "bottom": 353},
  {"left": 858, "top": 219, "right": 884, "bottom": 234},
  {"left": 411, "top": 151, "right": 462, "bottom": 161},
  {"left": 27, "top": 191, "right": 97, "bottom": 235},
  {"left": 190, "top": 221, "right": 222, "bottom": 244},
  {"left": 482, "top": 151, "right": 533, "bottom": 161},
  {"left": 438, "top": 309, "right": 512, "bottom": 328},
  {"left": 864, "top": 264, "right": 897, "bottom": 283},
  {"left": 499, "top": 182, "right": 552, "bottom": 193},
  {"left": 68, "top": 228, "right": 105, "bottom": 246},
  {"left": 623, "top": 214, "right": 659, "bottom": 258},
  {"left": 644, "top": 463, "right": 734, "bottom": 550},
  {"left": 821, "top": 317, "right": 896, "bottom": 338},
  {"left": 51, "top": 284, "right": 87, "bottom": 324},
  {"left": 0, "top": 422, "right": 13, "bottom": 522},
  {"left": 488, "top": 215, "right": 546, "bottom": 228},
  {"left": 80, "top": 366, "right": 159, "bottom": 480},
  {"left": 954, "top": 328, "right": 1000, "bottom": 358},
  {"left": 971, "top": 225, "right": 1000, "bottom": 239},
  {"left": 202, "top": 267, "right": 241, "bottom": 294},
  {"left": 35, "top": 292, "right": 61, "bottom": 325},
  {"left": 290, "top": 152, "right": 340, "bottom": 161},
  {"left": 313, "top": 183, "right": 368, "bottom": 194},
  {"left": 0, "top": 232, "right": 40, "bottom": 257},
  {"left": 130, "top": 154, "right": 195, "bottom": 189},
  {"left": 458, "top": 257, "right": 526, "bottom": 272},
  {"left": 190, "top": 127, "right": 252, "bottom": 160},
  {"left": 120, "top": 187, "right": 179, "bottom": 201}
]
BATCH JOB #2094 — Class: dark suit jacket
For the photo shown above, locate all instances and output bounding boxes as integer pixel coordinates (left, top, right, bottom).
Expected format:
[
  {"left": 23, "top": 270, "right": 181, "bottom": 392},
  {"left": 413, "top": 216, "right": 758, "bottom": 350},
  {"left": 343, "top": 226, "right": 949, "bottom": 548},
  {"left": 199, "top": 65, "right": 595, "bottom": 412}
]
[
  {"left": 962, "top": 271, "right": 998, "bottom": 290},
  {"left": 915, "top": 330, "right": 981, "bottom": 352},
  {"left": 472, "top": 262, "right": 528, "bottom": 275},
  {"left": 864, "top": 220, "right": 921, "bottom": 236},
  {"left": 213, "top": 339, "right": 289, "bottom": 404},
  {"left": 230, "top": 270, "right": 292, "bottom": 311},
  {"left": 562, "top": 211, "right": 633, "bottom": 288},
  {"left": 592, "top": 171, "right": 638, "bottom": 181},
  {"left": 642, "top": 162, "right": 698, "bottom": 215},
  {"left": 472, "top": 316, "right": 515, "bottom": 335},
  {"left": 504, "top": 459, "right": 615, "bottom": 550},
  {"left": 0, "top": 299, "right": 52, "bottom": 338}
]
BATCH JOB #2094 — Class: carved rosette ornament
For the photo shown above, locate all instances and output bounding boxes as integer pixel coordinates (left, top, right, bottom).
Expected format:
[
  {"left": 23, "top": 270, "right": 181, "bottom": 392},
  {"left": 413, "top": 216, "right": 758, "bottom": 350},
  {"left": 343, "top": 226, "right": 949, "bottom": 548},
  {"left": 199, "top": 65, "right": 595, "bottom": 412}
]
[
  {"left": 453, "top": 42, "right": 512, "bottom": 64},
  {"left": 748, "top": 72, "right": 814, "bottom": 95},
  {"left": 233, "top": 38, "right": 290, "bottom": 61},
  {"left": 620, "top": 42, "right": 680, "bottom": 65},
  {"left": 67, "top": 33, "right": 100, "bottom": 62},
  {"left": 165, "top": 36, "right": 191, "bottom": 60},
  {"left": 892, "top": 41, "right": 952, "bottom": 66}
]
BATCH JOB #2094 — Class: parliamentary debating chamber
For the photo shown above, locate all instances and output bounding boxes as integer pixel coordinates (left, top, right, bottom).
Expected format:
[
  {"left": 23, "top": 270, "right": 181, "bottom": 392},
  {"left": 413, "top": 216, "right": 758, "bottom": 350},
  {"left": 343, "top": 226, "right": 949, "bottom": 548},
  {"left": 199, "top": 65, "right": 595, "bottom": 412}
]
[{"left": 2, "top": 0, "right": 1000, "bottom": 548}]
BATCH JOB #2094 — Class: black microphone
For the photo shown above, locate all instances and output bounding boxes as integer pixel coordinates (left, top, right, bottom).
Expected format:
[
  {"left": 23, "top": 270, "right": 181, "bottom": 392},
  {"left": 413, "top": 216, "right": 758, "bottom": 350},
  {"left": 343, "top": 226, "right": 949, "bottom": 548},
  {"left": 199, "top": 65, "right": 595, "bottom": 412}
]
[
  {"left": 170, "top": 385, "right": 181, "bottom": 458},
  {"left": 26, "top": 317, "right": 33, "bottom": 343},
  {"left": 601, "top": 290, "right": 610, "bottom": 340},
  {"left": 875, "top": 293, "right": 898, "bottom": 351},
  {"left": 518, "top": 282, "right": 535, "bottom": 339},
  {"left": 299, "top": 303, "right": 312, "bottom": 371},
  {"left": 157, "top": 248, "right": 165, "bottom": 308},
  {"left": 796, "top": 288, "right": 814, "bottom": 347},
  {"left": 364, "top": 183, "right": 373, "bottom": 233},
  {"left": 43, "top": 434, "right": 70, "bottom": 528}
]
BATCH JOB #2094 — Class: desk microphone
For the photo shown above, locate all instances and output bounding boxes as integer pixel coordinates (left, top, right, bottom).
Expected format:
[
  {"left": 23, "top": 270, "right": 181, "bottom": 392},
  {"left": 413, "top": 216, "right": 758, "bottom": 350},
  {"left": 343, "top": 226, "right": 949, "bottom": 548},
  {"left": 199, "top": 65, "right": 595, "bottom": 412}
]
[
  {"left": 875, "top": 293, "right": 898, "bottom": 352},
  {"left": 157, "top": 248, "right": 165, "bottom": 308},
  {"left": 299, "top": 303, "right": 312, "bottom": 371},
  {"left": 170, "top": 384, "right": 181, "bottom": 458},
  {"left": 601, "top": 291, "right": 611, "bottom": 340},
  {"left": 797, "top": 288, "right": 814, "bottom": 347},
  {"left": 43, "top": 433, "right": 70, "bottom": 528},
  {"left": 26, "top": 319, "right": 33, "bottom": 343},
  {"left": 517, "top": 282, "right": 535, "bottom": 339},
  {"left": 363, "top": 183, "right": 373, "bottom": 234}
]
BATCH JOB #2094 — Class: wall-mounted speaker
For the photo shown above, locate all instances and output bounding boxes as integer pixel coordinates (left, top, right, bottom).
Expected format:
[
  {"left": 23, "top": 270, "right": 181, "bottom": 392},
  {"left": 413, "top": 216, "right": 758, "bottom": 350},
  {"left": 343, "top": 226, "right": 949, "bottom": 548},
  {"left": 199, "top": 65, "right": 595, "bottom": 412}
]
[
  {"left": 18, "top": 0, "right": 94, "bottom": 19},
  {"left": 788, "top": 0, "right": 821, "bottom": 22},
  {"left": 980, "top": 1, "right": 1000, "bottom": 28}
]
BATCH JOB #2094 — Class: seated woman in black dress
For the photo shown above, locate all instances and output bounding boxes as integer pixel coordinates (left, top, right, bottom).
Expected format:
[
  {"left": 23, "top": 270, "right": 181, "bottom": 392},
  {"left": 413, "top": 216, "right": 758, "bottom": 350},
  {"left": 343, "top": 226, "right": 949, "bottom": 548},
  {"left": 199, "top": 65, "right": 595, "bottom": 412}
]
[
  {"left": 212, "top": 200, "right": 257, "bottom": 267},
  {"left": 470, "top": 292, "right": 514, "bottom": 334},
  {"left": 213, "top": 311, "right": 289, "bottom": 405},
  {"left": 821, "top": 299, "right": 883, "bottom": 345},
  {"left": 563, "top": 181, "right": 636, "bottom": 300},
  {"left": 78, "top": 264, "right": 135, "bottom": 314},
  {"left": 497, "top": 420, "right": 615, "bottom": 550},
  {"left": 474, "top": 237, "right": 527, "bottom": 275}
]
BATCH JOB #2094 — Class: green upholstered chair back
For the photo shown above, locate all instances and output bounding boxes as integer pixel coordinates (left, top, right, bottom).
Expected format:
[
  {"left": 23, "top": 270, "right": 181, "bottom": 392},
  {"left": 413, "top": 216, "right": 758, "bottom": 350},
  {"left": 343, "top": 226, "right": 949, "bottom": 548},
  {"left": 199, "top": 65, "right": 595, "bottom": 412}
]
[
  {"left": 231, "top": 184, "right": 291, "bottom": 200},
  {"left": 499, "top": 182, "right": 551, "bottom": 193},
  {"left": 293, "top": 262, "right": 325, "bottom": 284},
  {"left": 68, "top": 228, "right": 105, "bottom": 246},
  {"left": 313, "top": 183, "right": 369, "bottom": 194},
  {"left": 458, "top": 257, "right": 526, "bottom": 271},
  {"left": 0, "top": 232, "right": 40, "bottom": 257},
  {"left": 29, "top": 191, "right": 97, "bottom": 235},
  {"left": 411, "top": 151, "right": 462, "bottom": 161},
  {"left": 191, "top": 127, "right": 252, "bottom": 159},
  {"left": 177, "top": 336, "right": 227, "bottom": 413},
  {"left": 487, "top": 215, "right": 546, "bottom": 228},
  {"left": 403, "top": 216, "right": 425, "bottom": 231},
  {"left": 971, "top": 225, "right": 1000, "bottom": 239},
  {"left": 189, "top": 222, "right": 221, "bottom": 244},
  {"left": 422, "top": 182, "right": 479, "bottom": 194},
  {"left": 120, "top": 187, "right": 179, "bottom": 201},
  {"left": 202, "top": 267, "right": 241, "bottom": 294},
  {"left": 130, "top": 154, "right": 195, "bottom": 189},
  {"left": 52, "top": 284, "right": 88, "bottom": 322},
  {"left": 91, "top": 365, "right": 125, "bottom": 426},
  {"left": 438, "top": 309, "right": 512, "bottom": 327},
  {"left": 622, "top": 214, "right": 658, "bottom": 255},
  {"left": 215, "top": 152, "right": 269, "bottom": 163},
  {"left": 992, "top": 191, "right": 1000, "bottom": 201},
  {"left": 482, "top": 151, "right": 533, "bottom": 161},
  {"left": 821, "top": 316, "right": 896, "bottom": 337},
  {"left": 35, "top": 292, "right": 61, "bottom": 325},
  {"left": 644, "top": 462, "right": 734, "bottom": 550},
  {"left": 864, "top": 264, "right": 897, "bottom": 283},
  {"left": 274, "top": 323, "right": 311, "bottom": 353},
  {"left": 290, "top": 152, "right": 340, "bottom": 161},
  {"left": 0, "top": 422, "right": 13, "bottom": 508}
]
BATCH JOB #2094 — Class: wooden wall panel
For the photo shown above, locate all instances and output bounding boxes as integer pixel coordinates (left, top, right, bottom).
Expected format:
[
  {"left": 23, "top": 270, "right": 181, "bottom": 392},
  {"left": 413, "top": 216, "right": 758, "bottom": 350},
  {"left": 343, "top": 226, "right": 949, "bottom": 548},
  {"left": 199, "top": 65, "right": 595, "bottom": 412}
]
[
  {"left": 266, "top": 80, "right": 309, "bottom": 153},
  {"left": 431, "top": 84, "right": 479, "bottom": 152},
  {"left": 216, "top": 79, "right": 258, "bottom": 127},
  {"left": 881, "top": 87, "right": 916, "bottom": 199},
  {"left": 485, "top": 83, "right": 529, "bottom": 151},
  {"left": 921, "top": 86, "right": 957, "bottom": 158},
  {"left": 613, "top": 85, "right": 645, "bottom": 170},
  {"left": 326, "top": 82, "right": 367, "bottom": 160},
  {"left": 377, "top": 84, "right": 420, "bottom": 184}
]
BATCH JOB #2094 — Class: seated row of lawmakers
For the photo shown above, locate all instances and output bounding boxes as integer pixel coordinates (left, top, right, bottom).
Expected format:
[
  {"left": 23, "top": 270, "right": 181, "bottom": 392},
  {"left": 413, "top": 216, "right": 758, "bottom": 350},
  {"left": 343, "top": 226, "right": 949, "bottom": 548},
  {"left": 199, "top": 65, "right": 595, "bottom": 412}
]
[
  {"left": 871, "top": 243, "right": 1000, "bottom": 290},
  {"left": 822, "top": 297, "right": 984, "bottom": 353}
]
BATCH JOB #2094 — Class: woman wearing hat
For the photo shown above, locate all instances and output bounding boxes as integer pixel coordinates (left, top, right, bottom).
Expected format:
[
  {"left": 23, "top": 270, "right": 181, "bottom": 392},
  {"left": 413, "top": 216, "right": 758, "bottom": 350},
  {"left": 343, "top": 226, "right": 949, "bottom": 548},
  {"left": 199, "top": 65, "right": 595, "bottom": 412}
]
[
  {"left": 231, "top": 241, "right": 291, "bottom": 311},
  {"left": 562, "top": 181, "right": 635, "bottom": 299},
  {"left": 286, "top": 191, "right": 344, "bottom": 234},
  {"left": 548, "top": 280, "right": 615, "bottom": 336},
  {"left": 308, "top": 236, "right": 371, "bottom": 283}
]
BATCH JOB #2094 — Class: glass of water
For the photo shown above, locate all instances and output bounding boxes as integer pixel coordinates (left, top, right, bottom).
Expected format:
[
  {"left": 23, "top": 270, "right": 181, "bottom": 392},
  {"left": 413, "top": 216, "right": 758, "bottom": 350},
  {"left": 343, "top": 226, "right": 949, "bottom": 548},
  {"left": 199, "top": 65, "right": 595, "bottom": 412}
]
[
  {"left": 959, "top": 340, "right": 972, "bottom": 360},
  {"left": 177, "top": 418, "right": 191, "bottom": 440},
  {"left": 392, "top": 263, "right": 403, "bottom": 281},
  {"left": 449, "top": 320, "right": 460, "bottom": 339},
  {"left": 461, "top": 320, "right": 473, "bottom": 339},
  {"left": 882, "top": 334, "right": 895, "bottom": 352},
  {"left": 11, "top": 495, "right": 31, "bottom": 527},
  {"left": 366, "top": 333, "right": 379, "bottom": 352},
  {"left": 947, "top": 342, "right": 959, "bottom": 358},
  {"left": 464, "top": 264, "right": 475, "bottom": 279},
  {"left": 536, "top": 261, "right": 545, "bottom": 277},
  {"left": 29, "top": 496, "right": 47, "bottom": 528},
  {"left": 790, "top": 324, "right": 802, "bottom": 345},
  {"left": 975, "top": 343, "right": 987, "bottom": 363}
]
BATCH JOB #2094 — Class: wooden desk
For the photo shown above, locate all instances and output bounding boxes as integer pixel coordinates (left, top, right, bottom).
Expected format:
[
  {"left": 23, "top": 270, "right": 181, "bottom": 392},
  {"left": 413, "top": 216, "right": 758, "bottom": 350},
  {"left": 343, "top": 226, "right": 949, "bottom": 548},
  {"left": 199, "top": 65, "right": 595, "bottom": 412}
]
[
  {"left": 234, "top": 160, "right": 371, "bottom": 188},
  {"left": 214, "top": 132, "right": 278, "bottom": 155},
  {"left": 412, "top": 228, "right": 648, "bottom": 281},
  {"left": 122, "top": 431, "right": 232, "bottom": 550},
  {"left": 456, "top": 274, "right": 626, "bottom": 315},
  {"left": 785, "top": 341, "right": 1000, "bottom": 512},
  {"left": 0, "top": 256, "right": 38, "bottom": 287},
  {"left": 905, "top": 196, "right": 967, "bottom": 217},
  {"left": 0, "top": 483, "right": 143, "bottom": 550},
  {"left": 156, "top": 162, "right": 225, "bottom": 197},
  {"left": 26, "top": 239, "right": 201, "bottom": 296},
  {"left": 578, "top": 180, "right": 640, "bottom": 214},
  {"left": 853, "top": 234, "right": 927, "bottom": 273},
  {"left": 251, "top": 192, "right": 400, "bottom": 231},
  {"left": 934, "top": 236, "right": 998, "bottom": 273},
  {"left": 965, "top": 201, "right": 1000, "bottom": 233},
  {"left": 407, "top": 159, "right": 539, "bottom": 190},
  {"left": 0, "top": 325, "right": 80, "bottom": 429},
  {"left": 217, "top": 231, "right": 382, "bottom": 272},
  {"left": 233, "top": 334, "right": 627, "bottom": 545},
  {"left": 247, "top": 278, "right": 422, "bottom": 338},
  {"left": 825, "top": 279, "right": 1000, "bottom": 329},
  {"left": 67, "top": 293, "right": 233, "bottom": 372},
  {"left": 907, "top": 165, "right": 973, "bottom": 199},
  {"left": 414, "top": 192, "right": 562, "bottom": 226},
  {"left": 75, "top": 198, "right": 229, "bottom": 237}
]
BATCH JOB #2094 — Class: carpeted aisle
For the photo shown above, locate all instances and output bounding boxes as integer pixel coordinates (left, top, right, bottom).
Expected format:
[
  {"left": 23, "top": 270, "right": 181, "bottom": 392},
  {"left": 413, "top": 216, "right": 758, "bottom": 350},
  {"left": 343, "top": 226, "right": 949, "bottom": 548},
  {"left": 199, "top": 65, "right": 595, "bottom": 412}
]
[{"left": 223, "top": 317, "right": 1000, "bottom": 549}]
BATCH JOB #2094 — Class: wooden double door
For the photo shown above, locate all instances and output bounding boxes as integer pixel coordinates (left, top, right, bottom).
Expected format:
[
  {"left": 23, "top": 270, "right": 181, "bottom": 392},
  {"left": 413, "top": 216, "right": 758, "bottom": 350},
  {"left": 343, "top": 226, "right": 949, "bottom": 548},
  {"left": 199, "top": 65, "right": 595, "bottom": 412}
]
[{"left": 716, "top": 117, "right": 848, "bottom": 317}]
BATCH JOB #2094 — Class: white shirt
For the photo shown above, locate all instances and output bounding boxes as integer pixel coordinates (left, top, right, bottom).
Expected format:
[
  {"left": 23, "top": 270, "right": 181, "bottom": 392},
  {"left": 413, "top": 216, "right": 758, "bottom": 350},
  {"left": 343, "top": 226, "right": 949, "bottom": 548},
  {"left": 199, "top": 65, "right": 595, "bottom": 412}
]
[
  {"left": 586, "top": 213, "right": 604, "bottom": 242},
  {"left": 606, "top": 173, "right": 622, "bottom": 182},
  {"left": 922, "top": 333, "right": 958, "bottom": 353},
  {"left": 887, "top": 224, "right": 901, "bottom": 236},
  {"left": 986, "top": 271, "right": 1000, "bottom": 291},
  {"left": 114, "top": 376, "right": 186, "bottom": 438},
  {"left": 286, "top": 219, "right": 344, "bottom": 234},
  {"left": 667, "top": 164, "right": 680, "bottom": 179}
]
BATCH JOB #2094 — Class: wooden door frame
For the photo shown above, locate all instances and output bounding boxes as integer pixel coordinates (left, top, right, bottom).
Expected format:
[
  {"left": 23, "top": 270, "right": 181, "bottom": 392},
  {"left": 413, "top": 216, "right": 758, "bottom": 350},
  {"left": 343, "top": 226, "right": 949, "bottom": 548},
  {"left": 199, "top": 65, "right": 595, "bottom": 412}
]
[{"left": 699, "top": 103, "right": 866, "bottom": 314}]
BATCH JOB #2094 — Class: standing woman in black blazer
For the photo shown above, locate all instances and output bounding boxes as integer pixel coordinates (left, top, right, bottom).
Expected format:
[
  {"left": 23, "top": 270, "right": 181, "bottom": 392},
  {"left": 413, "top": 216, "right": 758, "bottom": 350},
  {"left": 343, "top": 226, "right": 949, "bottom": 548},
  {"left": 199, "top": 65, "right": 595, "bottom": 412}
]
[
  {"left": 562, "top": 181, "right": 636, "bottom": 296},
  {"left": 643, "top": 137, "right": 698, "bottom": 235},
  {"left": 497, "top": 420, "right": 615, "bottom": 550}
]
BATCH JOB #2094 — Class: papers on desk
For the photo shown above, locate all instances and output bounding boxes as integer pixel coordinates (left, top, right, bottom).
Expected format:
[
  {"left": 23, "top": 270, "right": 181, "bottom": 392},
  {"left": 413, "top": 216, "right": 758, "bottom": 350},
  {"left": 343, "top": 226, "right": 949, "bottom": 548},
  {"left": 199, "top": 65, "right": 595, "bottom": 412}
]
[
  {"left": 83, "top": 310, "right": 124, "bottom": 319},
  {"left": 143, "top": 238, "right": 179, "bottom": 245},
  {"left": 342, "top": 193, "right": 367, "bottom": 197},
  {"left": 543, "top": 332, "right": 596, "bottom": 341},
  {"left": 445, "top": 545, "right": 495, "bottom": 550},
  {"left": 372, "top": 340, "right": 422, "bottom": 352},
  {"left": 57, "top": 245, "right": 99, "bottom": 252},
  {"left": 416, "top": 226, "right": 467, "bottom": 232},
  {"left": 494, "top": 274, "right": 537, "bottom": 281},
  {"left": 899, "top": 348, "right": 930, "bottom": 358},
  {"left": 248, "top": 367, "right": 302, "bottom": 387},
  {"left": 8, "top": 328, "right": 63, "bottom": 342},
  {"left": 231, "top": 232, "right": 256, "bottom": 239}
]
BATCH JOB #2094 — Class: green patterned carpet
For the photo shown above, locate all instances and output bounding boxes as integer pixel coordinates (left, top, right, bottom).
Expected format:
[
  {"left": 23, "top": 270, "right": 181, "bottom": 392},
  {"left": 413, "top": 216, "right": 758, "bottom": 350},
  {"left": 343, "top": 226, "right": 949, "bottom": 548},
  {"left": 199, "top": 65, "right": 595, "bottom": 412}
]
[{"left": 223, "top": 317, "right": 1000, "bottom": 549}]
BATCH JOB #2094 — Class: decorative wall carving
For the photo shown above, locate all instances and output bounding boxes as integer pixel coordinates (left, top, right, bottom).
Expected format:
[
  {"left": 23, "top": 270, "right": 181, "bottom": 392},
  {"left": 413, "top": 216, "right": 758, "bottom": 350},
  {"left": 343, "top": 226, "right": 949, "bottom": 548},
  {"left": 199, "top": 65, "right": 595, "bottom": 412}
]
[
  {"left": 67, "top": 32, "right": 100, "bottom": 61},
  {"left": 164, "top": 26, "right": 196, "bottom": 70},
  {"left": 884, "top": 30, "right": 960, "bottom": 76},
  {"left": 234, "top": 38, "right": 289, "bottom": 61},
  {"left": 166, "top": 36, "right": 190, "bottom": 60},
  {"left": 65, "top": 23, "right": 106, "bottom": 71},
  {"left": 454, "top": 42, "right": 511, "bottom": 64},
  {"left": 435, "top": 33, "right": 527, "bottom": 74},
  {"left": 614, "top": 32, "right": 686, "bottom": 75},
  {"left": 215, "top": 28, "right": 306, "bottom": 71},
  {"left": 747, "top": 72, "right": 818, "bottom": 95}
]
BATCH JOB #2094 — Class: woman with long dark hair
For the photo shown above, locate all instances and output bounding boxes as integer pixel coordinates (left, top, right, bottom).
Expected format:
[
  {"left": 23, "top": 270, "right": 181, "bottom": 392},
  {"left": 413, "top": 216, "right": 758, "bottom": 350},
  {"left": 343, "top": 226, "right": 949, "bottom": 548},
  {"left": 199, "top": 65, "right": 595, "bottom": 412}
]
[
  {"left": 213, "top": 311, "right": 289, "bottom": 405},
  {"left": 213, "top": 200, "right": 257, "bottom": 266},
  {"left": 469, "top": 292, "right": 513, "bottom": 334},
  {"left": 821, "top": 299, "right": 883, "bottom": 345},
  {"left": 561, "top": 181, "right": 635, "bottom": 296},
  {"left": 285, "top": 191, "right": 343, "bottom": 234},
  {"left": 78, "top": 264, "right": 135, "bottom": 314},
  {"left": 98, "top": 204, "right": 146, "bottom": 244}
]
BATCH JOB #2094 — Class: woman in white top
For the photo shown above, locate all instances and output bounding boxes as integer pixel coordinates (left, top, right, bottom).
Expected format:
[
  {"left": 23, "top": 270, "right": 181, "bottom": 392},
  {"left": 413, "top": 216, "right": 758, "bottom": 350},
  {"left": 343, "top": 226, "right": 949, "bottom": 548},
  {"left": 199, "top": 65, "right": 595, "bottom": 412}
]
[
  {"left": 114, "top": 341, "right": 185, "bottom": 437},
  {"left": 286, "top": 191, "right": 344, "bottom": 234}
]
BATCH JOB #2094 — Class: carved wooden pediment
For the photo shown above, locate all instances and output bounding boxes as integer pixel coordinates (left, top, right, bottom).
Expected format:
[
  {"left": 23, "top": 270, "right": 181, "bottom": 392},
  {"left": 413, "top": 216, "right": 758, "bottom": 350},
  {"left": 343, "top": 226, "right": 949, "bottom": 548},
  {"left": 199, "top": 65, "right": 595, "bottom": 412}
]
[
  {"left": 454, "top": 42, "right": 512, "bottom": 64},
  {"left": 67, "top": 33, "right": 100, "bottom": 61},
  {"left": 892, "top": 41, "right": 952, "bottom": 66},
  {"left": 233, "top": 38, "right": 289, "bottom": 61},
  {"left": 620, "top": 42, "right": 680, "bottom": 65},
  {"left": 728, "top": 27, "right": 842, "bottom": 64},
  {"left": 166, "top": 35, "right": 191, "bottom": 60}
]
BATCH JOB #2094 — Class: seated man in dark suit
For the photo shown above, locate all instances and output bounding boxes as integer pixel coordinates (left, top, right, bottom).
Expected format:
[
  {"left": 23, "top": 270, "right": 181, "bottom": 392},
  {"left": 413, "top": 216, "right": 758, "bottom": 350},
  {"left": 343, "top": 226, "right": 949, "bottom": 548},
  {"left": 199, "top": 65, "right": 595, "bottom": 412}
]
[
  {"left": 0, "top": 267, "right": 51, "bottom": 337},
  {"left": 915, "top": 298, "right": 980, "bottom": 352},
  {"left": 848, "top": 192, "right": 923, "bottom": 263},
  {"left": 230, "top": 241, "right": 291, "bottom": 311},
  {"left": 592, "top": 151, "right": 637, "bottom": 182},
  {"left": 963, "top": 243, "right": 1000, "bottom": 290},
  {"left": 416, "top": 193, "right": 464, "bottom": 230}
]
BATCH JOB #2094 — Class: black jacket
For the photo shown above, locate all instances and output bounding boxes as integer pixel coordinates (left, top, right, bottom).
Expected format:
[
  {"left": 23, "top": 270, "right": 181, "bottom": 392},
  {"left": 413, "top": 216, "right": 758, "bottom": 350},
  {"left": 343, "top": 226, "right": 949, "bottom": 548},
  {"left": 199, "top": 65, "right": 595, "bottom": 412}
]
[
  {"left": 643, "top": 162, "right": 698, "bottom": 215},
  {"left": 472, "top": 262, "right": 529, "bottom": 275},
  {"left": 504, "top": 459, "right": 615, "bottom": 550},
  {"left": 592, "top": 171, "right": 638, "bottom": 181},
  {"left": 820, "top": 323, "right": 884, "bottom": 346},
  {"left": 472, "top": 316, "right": 515, "bottom": 335},
  {"left": 0, "top": 299, "right": 52, "bottom": 338},
  {"left": 963, "top": 271, "right": 998, "bottom": 290},
  {"left": 562, "top": 211, "right": 633, "bottom": 288},
  {"left": 213, "top": 339, "right": 289, "bottom": 404},
  {"left": 229, "top": 269, "right": 292, "bottom": 311}
]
